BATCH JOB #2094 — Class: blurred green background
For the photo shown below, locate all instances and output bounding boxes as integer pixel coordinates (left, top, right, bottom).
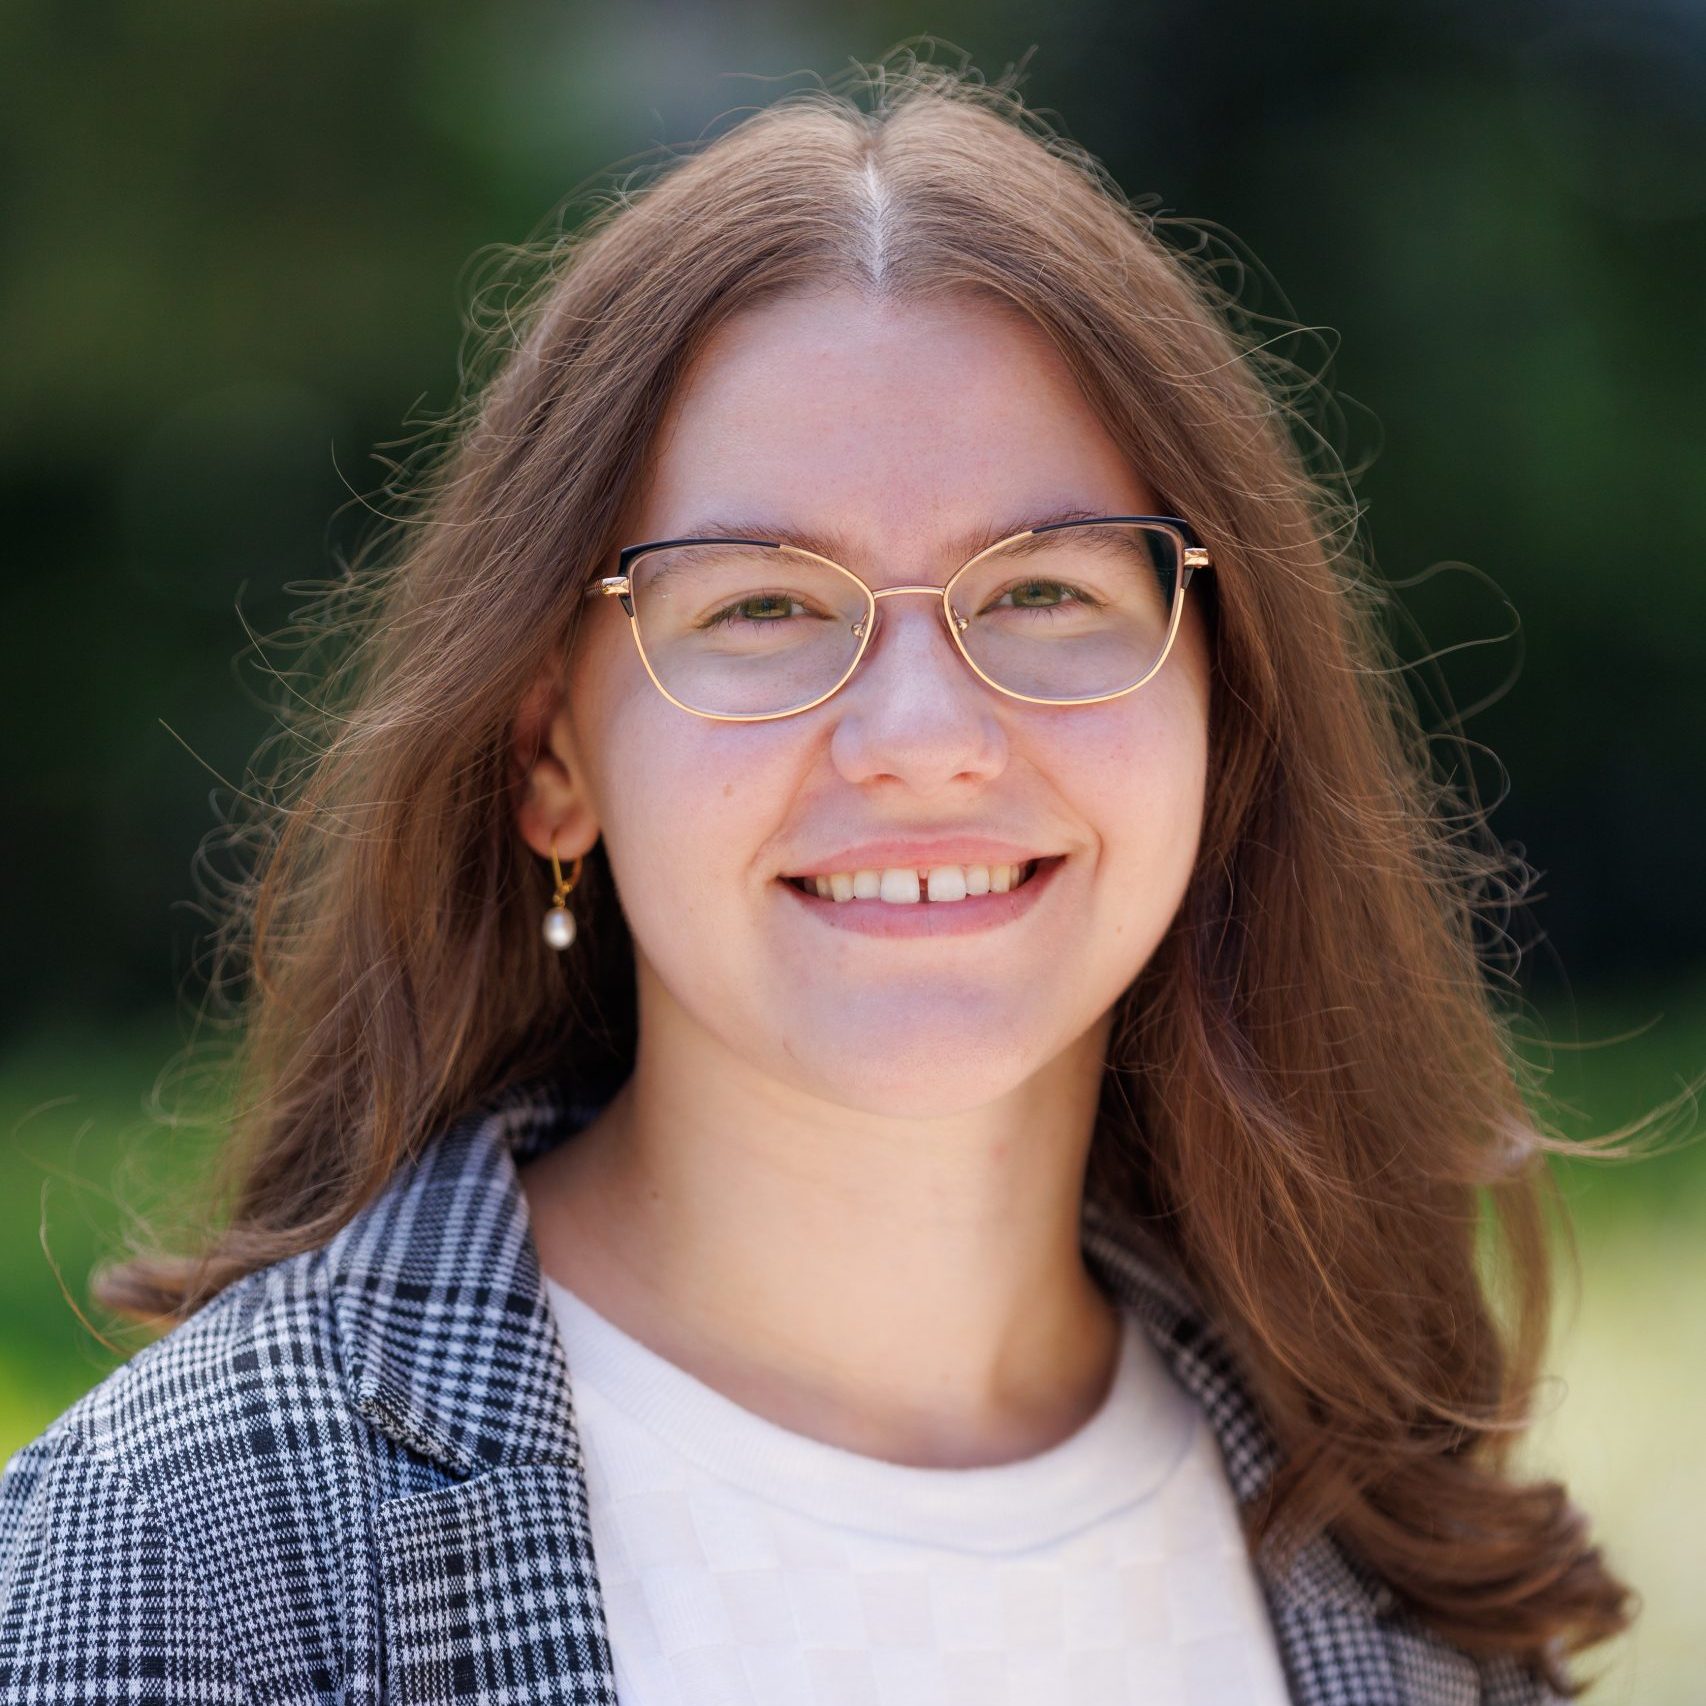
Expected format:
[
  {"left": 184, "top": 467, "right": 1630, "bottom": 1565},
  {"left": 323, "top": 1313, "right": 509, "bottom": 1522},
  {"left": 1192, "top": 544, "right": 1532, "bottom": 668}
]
[{"left": 2, "top": 3, "right": 1701, "bottom": 1699}]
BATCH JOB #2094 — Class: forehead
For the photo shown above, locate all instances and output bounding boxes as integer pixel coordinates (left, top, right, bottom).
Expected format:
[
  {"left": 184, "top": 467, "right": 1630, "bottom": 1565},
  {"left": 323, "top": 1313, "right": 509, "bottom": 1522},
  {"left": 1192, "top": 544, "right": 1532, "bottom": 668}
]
[{"left": 633, "top": 288, "right": 1157, "bottom": 563}]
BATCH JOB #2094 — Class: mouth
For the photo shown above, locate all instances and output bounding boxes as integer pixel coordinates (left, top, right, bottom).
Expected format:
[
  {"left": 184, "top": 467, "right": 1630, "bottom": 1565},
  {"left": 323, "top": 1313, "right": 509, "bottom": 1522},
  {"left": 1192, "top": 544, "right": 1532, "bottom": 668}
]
[{"left": 778, "top": 855, "right": 1062, "bottom": 906}]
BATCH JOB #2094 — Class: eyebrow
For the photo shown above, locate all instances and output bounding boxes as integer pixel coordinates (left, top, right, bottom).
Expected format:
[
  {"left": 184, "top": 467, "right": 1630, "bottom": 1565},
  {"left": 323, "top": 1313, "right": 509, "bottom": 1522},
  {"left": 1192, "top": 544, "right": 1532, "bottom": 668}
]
[{"left": 656, "top": 505, "right": 1112, "bottom": 569}]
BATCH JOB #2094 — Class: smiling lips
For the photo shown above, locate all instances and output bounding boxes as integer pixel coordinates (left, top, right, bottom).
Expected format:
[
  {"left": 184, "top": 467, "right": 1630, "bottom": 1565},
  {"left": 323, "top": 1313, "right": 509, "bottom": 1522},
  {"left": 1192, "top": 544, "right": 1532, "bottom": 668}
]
[
  {"left": 784, "top": 861, "right": 1039, "bottom": 904},
  {"left": 776, "top": 853, "right": 1067, "bottom": 936}
]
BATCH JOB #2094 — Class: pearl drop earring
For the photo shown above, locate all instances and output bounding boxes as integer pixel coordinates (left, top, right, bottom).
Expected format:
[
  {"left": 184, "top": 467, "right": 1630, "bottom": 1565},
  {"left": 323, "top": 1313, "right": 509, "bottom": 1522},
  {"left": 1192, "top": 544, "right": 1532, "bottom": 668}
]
[{"left": 543, "top": 839, "right": 584, "bottom": 951}]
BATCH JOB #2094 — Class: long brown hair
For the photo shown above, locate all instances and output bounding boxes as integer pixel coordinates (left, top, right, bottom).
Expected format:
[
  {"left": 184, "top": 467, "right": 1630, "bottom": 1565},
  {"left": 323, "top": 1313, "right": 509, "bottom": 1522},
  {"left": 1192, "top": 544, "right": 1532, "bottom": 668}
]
[{"left": 94, "top": 49, "right": 1646, "bottom": 1691}]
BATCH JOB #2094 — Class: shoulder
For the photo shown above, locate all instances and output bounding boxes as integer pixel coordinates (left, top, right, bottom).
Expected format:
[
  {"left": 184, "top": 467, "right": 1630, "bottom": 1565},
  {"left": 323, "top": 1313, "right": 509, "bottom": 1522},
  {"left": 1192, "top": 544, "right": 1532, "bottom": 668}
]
[
  {"left": 1082, "top": 1195, "right": 1569, "bottom": 1706},
  {"left": 3, "top": 1238, "right": 345, "bottom": 1506},
  {"left": 0, "top": 1243, "right": 394, "bottom": 1701},
  {"left": 0, "top": 1421, "right": 247, "bottom": 1700}
]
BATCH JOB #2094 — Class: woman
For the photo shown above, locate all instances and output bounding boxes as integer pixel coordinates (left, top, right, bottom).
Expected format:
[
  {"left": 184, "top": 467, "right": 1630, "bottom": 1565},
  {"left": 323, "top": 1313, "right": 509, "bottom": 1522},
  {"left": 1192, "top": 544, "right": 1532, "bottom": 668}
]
[{"left": 0, "top": 57, "right": 1633, "bottom": 1703}]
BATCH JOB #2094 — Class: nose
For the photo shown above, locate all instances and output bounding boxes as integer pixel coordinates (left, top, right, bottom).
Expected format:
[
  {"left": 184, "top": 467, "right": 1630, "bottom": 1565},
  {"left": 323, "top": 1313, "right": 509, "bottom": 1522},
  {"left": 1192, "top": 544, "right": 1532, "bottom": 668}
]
[{"left": 826, "top": 589, "right": 1009, "bottom": 792}]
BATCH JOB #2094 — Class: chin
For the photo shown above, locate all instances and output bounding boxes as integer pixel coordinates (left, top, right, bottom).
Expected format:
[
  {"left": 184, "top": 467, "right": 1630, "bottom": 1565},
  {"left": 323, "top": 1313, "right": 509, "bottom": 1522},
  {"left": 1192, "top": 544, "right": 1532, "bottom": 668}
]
[{"left": 779, "top": 1031, "right": 1056, "bottom": 1119}]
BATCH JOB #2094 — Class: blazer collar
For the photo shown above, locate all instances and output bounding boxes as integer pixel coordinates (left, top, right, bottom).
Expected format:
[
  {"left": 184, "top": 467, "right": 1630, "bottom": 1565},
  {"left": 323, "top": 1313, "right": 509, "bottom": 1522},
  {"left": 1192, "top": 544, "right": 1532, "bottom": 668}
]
[
  {"left": 325, "top": 1074, "right": 1390, "bottom": 1631},
  {"left": 326, "top": 1077, "right": 593, "bottom": 1479}
]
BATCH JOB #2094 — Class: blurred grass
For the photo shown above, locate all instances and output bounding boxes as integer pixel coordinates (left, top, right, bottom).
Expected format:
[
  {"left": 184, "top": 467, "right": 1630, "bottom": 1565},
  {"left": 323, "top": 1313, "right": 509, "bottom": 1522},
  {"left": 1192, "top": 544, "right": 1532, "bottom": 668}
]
[
  {"left": 0, "top": 1014, "right": 237, "bottom": 1437},
  {"left": 2, "top": 979, "right": 1701, "bottom": 1701},
  {"left": 1501, "top": 975, "right": 1706, "bottom": 1705}
]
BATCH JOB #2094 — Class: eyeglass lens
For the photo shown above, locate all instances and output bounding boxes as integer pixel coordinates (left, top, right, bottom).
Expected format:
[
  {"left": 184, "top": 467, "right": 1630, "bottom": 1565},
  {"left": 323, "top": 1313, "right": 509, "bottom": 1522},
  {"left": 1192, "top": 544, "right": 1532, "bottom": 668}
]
[{"left": 627, "top": 522, "right": 1185, "bottom": 717}]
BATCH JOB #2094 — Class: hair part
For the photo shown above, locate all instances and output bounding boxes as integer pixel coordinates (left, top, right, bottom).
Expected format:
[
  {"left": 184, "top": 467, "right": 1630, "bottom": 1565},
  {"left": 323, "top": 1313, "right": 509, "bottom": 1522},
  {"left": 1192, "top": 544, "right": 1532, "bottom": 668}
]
[{"left": 93, "top": 46, "right": 1647, "bottom": 1692}]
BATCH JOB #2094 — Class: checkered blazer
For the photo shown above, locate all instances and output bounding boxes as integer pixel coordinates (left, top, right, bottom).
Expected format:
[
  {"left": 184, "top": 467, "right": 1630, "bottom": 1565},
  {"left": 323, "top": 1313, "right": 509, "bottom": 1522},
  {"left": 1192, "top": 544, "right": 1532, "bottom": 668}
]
[{"left": 1, "top": 1078, "right": 1562, "bottom": 1703}]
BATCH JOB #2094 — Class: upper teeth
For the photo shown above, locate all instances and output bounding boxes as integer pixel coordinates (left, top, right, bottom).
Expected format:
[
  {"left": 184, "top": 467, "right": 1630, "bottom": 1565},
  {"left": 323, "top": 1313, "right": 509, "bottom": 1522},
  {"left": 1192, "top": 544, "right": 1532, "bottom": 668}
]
[{"left": 792, "top": 862, "right": 1035, "bottom": 903}]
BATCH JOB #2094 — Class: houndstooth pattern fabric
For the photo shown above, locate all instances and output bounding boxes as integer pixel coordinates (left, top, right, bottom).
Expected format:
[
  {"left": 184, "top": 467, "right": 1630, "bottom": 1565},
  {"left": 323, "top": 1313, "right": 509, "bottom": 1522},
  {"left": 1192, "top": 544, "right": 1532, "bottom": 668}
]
[{"left": 0, "top": 1078, "right": 1564, "bottom": 1703}]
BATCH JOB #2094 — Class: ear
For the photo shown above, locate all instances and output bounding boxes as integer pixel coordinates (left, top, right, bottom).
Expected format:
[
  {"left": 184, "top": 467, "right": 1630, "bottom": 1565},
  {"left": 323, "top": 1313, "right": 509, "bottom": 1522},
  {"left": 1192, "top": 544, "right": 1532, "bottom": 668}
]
[{"left": 511, "top": 664, "right": 601, "bottom": 865}]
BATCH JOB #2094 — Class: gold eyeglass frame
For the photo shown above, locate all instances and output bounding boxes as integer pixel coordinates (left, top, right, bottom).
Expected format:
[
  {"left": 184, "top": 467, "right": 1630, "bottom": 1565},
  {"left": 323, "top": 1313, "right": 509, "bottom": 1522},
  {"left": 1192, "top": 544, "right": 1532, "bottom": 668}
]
[{"left": 581, "top": 514, "right": 1214, "bottom": 723}]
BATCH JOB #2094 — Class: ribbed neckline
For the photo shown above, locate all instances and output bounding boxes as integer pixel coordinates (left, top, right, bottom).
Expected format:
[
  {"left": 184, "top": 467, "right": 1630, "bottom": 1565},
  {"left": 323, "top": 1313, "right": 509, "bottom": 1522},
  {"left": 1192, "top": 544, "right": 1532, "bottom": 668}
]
[{"left": 542, "top": 1272, "right": 1199, "bottom": 1555}]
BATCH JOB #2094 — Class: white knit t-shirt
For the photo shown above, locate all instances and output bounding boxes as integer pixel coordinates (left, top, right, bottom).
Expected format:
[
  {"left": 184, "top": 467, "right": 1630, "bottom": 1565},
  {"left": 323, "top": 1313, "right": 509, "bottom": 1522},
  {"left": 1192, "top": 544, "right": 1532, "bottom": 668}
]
[{"left": 543, "top": 1272, "right": 1293, "bottom": 1705}]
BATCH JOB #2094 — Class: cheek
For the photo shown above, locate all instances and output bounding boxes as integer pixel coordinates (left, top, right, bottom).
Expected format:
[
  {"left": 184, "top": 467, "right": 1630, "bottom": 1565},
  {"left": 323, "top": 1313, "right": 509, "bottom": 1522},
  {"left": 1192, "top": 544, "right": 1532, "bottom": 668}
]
[
  {"left": 1078, "top": 680, "right": 1208, "bottom": 818},
  {"left": 1065, "top": 688, "right": 1210, "bottom": 910},
  {"left": 583, "top": 693, "right": 788, "bottom": 924}
]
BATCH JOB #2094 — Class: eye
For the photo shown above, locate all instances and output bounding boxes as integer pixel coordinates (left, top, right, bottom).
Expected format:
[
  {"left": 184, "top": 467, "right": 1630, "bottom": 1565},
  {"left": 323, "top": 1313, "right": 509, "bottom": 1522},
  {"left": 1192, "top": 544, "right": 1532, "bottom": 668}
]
[
  {"left": 699, "top": 592, "right": 813, "bottom": 629},
  {"left": 982, "top": 579, "right": 1102, "bottom": 614}
]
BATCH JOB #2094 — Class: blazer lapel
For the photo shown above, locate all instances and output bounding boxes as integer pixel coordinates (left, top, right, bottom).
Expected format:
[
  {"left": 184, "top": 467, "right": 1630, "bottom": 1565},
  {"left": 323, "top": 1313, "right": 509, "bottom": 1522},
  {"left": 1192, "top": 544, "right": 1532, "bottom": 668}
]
[
  {"left": 372, "top": 1461, "right": 616, "bottom": 1703},
  {"left": 328, "top": 1080, "right": 621, "bottom": 1702}
]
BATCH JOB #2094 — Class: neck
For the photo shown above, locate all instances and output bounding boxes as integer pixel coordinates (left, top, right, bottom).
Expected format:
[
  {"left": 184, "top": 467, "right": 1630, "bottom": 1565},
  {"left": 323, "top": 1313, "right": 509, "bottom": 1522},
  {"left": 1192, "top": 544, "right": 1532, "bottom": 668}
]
[{"left": 521, "top": 986, "right": 1122, "bottom": 1468}]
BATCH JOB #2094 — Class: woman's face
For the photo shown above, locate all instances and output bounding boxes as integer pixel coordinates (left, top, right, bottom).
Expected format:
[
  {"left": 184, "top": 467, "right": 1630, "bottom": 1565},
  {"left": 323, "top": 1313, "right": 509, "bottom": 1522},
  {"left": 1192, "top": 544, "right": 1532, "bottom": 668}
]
[{"left": 542, "top": 288, "right": 1211, "bottom": 1118}]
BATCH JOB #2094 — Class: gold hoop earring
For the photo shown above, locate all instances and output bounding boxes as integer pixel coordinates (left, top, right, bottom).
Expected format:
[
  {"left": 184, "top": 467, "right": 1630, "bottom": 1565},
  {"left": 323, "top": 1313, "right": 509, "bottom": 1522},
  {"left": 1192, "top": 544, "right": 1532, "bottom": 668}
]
[{"left": 544, "top": 838, "right": 584, "bottom": 951}]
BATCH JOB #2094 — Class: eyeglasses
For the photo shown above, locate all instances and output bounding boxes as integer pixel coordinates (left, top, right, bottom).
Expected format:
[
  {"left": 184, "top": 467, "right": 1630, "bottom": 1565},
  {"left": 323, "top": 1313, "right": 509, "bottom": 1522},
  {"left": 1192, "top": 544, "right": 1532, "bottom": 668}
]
[{"left": 582, "top": 515, "right": 1213, "bottom": 722}]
